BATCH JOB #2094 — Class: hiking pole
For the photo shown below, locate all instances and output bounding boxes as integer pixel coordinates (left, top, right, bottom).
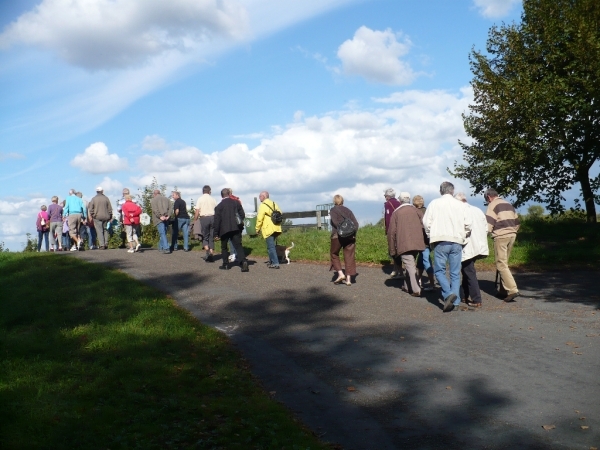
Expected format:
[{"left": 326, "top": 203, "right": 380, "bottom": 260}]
[{"left": 494, "top": 269, "right": 499, "bottom": 291}]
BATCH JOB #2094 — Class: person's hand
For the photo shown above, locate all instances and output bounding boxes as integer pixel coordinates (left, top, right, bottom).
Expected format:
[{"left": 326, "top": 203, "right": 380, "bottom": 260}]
[{"left": 215, "top": 236, "right": 220, "bottom": 241}]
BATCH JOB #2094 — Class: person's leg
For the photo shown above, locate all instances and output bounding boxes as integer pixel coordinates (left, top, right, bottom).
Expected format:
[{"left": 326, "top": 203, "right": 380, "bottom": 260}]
[
  {"left": 329, "top": 238, "right": 345, "bottom": 281},
  {"left": 462, "top": 258, "right": 482, "bottom": 304},
  {"left": 341, "top": 238, "right": 356, "bottom": 283},
  {"left": 231, "top": 231, "right": 246, "bottom": 263},
  {"left": 447, "top": 243, "right": 463, "bottom": 305},
  {"left": 68, "top": 214, "right": 80, "bottom": 248},
  {"left": 266, "top": 235, "right": 279, "bottom": 267},
  {"left": 170, "top": 219, "right": 178, "bottom": 250},
  {"left": 422, "top": 246, "right": 435, "bottom": 286},
  {"left": 43, "top": 231, "right": 49, "bottom": 251},
  {"left": 94, "top": 219, "right": 105, "bottom": 248},
  {"left": 433, "top": 243, "right": 451, "bottom": 300},
  {"left": 494, "top": 235, "right": 518, "bottom": 295},
  {"left": 401, "top": 252, "right": 420, "bottom": 294},
  {"left": 49, "top": 223, "right": 57, "bottom": 250},
  {"left": 416, "top": 250, "right": 424, "bottom": 285},
  {"left": 156, "top": 221, "right": 168, "bottom": 251},
  {"left": 220, "top": 232, "right": 231, "bottom": 267},
  {"left": 37, "top": 230, "right": 43, "bottom": 251},
  {"left": 179, "top": 219, "right": 189, "bottom": 250},
  {"left": 207, "top": 216, "right": 215, "bottom": 256}
]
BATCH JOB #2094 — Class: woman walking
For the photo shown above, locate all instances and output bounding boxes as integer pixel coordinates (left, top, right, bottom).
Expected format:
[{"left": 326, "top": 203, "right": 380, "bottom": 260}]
[
  {"left": 36, "top": 205, "right": 50, "bottom": 252},
  {"left": 329, "top": 195, "right": 359, "bottom": 286}
]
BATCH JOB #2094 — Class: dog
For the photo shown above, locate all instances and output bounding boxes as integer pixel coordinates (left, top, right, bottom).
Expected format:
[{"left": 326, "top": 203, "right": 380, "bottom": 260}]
[{"left": 275, "top": 242, "right": 294, "bottom": 264}]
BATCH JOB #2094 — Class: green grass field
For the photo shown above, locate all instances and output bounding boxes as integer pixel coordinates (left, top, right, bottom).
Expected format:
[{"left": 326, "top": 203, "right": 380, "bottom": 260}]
[
  {"left": 242, "top": 218, "right": 600, "bottom": 270},
  {"left": 0, "top": 252, "right": 328, "bottom": 450}
]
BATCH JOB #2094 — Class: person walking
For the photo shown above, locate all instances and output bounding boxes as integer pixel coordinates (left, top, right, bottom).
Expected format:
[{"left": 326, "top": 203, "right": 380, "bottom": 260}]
[
  {"left": 383, "top": 188, "right": 402, "bottom": 279},
  {"left": 47, "top": 196, "right": 63, "bottom": 252},
  {"left": 214, "top": 188, "right": 249, "bottom": 272},
  {"left": 423, "top": 182, "right": 472, "bottom": 313},
  {"left": 484, "top": 188, "right": 520, "bottom": 302},
  {"left": 150, "top": 189, "right": 172, "bottom": 254},
  {"left": 122, "top": 195, "right": 142, "bottom": 253},
  {"left": 329, "top": 195, "right": 359, "bottom": 286},
  {"left": 171, "top": 190, "right": 190, "bottom": 252},
  {"left": 194, "top": 185, "right": 217, "bottom": 261},
  {"left": 36, "top": 205, "right": 50, "bottom": 252},
  {"left": 88, "top": 186, "right": 113, "bottom": 250},
  {"left": 413, "top": 195, "right": 436, "bottom": 291},
  {"left": 455, "top": 192, "right": 489, "bottom": 308},
  {"left": 64, "top": 189, "right": 87, "bottom": 251},
  {"left": 255, "top": 191, "right": 283, "bottom": 269}
]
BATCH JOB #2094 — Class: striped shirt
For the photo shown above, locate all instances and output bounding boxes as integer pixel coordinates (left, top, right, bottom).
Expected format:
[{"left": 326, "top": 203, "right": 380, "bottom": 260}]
[{"left": 486, "top": 197, "right": 520, "bottom": 237}]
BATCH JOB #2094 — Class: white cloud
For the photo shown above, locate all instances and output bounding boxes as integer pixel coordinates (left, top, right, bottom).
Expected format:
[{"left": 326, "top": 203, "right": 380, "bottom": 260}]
[
  {"left": 0, "top": 152, "right": 25, "bottom": 161},
  {"left": 71, "top": 142, "right": 129, "bottom": 174},
  {"left": 142, "top": 135, "right": 169, "bottom": 151},
  {"left": 473, "top": 0, "right": 521, "bottom": 18},
  {"left": 0, "top": 0, "right": 249, "bottom": 70},
  {"left": 337, "top": 26, "right": 417, "bottom": 85}
]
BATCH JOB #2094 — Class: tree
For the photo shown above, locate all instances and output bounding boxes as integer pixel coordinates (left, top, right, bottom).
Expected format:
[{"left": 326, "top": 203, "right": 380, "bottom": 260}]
[
  {"left": 527, "top": 204, "right": 545, "bottom": 220},
  {"left": 452, "top": 0, "right": 600, "bottom": 222}
]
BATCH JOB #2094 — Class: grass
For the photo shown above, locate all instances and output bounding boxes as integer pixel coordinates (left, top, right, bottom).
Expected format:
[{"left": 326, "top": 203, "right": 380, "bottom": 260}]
[
  {"left": 0, "top": 252, "right": 329, "bottom": 450},
  {"left": 242, "top": 218, "right": 600, "bottom": 270}
]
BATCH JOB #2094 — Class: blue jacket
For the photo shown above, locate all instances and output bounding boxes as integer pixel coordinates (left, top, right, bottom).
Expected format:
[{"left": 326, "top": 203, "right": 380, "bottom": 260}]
[{"left": 64, "top": 195, "right": 87, "bottom": 217}]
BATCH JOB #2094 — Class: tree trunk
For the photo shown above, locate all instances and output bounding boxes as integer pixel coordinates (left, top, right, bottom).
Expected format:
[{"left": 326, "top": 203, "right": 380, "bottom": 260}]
[{"left": 578, "top": 168, "right": 597, "bottom": 223}]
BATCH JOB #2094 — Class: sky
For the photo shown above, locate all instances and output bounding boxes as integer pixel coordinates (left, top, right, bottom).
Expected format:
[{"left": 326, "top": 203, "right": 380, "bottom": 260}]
[{"left": 0, "top": 0, "right": 529, "bottom": 251}]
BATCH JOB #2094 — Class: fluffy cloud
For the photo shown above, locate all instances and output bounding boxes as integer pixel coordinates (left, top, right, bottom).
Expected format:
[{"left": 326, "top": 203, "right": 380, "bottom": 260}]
[
  {"left": 0, "top": 0, "right": 249, "bottom": 70},
  {"left": 337, "top": 26, "right": 416, "bottom": 85},
  {"left": 473, "top": 0, "right": 521, "bottom": 18},
  {"left": 71, "top": 142, "right": 129, "bottom": 174}
]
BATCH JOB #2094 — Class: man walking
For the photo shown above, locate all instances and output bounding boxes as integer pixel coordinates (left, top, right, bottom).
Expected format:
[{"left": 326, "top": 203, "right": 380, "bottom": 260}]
[
  {"left": 214, "top": 188, "right": 249, "bottom": 272},
  {"left": 171, "top": 190, "right": 190, "bottom": 252},
  {"left": 485, "top": 188, "right": 520, "bottom": 302},
  {"left": 455, "top": 192, "right": 489, "bottom": 308},
  {"left": 423, "top": 182, "right": 472, "bottom": 312},
  {"left": 255, "top": 191, "right": 283, "bottom": 269},
  {"left": 150, "top": 189, "right": 172, "bottom": 254},
  {"left": 194, "top": 185, "right": 217, "bottom": 261},
  {"left": 64, "top": 188, "right": 87, "bottom": 251},
  {"left": 88, "top": 186, "right": 113, "bottom": 250},
  {"left": 384, "top": 188, "right": 402, "bottom": 279}
]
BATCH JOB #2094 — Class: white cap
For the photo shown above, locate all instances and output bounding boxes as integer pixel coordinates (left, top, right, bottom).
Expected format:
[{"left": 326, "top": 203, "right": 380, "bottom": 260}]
[{"left": 96, "top": 186, "right": 103, "bottom": 191}]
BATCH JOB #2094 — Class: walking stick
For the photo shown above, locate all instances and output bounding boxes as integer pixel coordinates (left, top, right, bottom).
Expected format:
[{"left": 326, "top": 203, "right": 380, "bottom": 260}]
[{"left": 494, "top": 269, "right": 499, "bottom": 291}]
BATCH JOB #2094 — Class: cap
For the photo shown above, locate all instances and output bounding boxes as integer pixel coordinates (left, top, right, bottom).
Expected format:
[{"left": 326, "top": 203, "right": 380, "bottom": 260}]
[{"left": 96, "top": 186, "right": 103, "bottom": 191}]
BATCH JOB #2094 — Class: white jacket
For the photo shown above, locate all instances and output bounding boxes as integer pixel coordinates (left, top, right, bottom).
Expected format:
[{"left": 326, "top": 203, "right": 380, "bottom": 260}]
[
  {"left": 461, "top": 203, "right": 489, "bottom": 261},
  {"left": 422, "top": 194, "right": 472, "bottom": 245}
]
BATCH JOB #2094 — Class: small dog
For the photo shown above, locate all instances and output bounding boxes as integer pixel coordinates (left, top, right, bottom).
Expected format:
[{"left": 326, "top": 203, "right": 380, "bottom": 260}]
[{"left": 275, "top": 242, "right": 294, "bottom": 264}]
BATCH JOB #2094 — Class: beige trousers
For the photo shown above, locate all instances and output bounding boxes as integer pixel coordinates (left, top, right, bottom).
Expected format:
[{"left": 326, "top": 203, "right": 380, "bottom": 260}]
[{"left": 494, "top": 234, "right": 518, "bottom": 295}]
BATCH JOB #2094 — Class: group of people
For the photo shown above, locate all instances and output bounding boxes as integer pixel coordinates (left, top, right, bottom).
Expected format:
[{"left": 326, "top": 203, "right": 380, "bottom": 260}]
[
  {"left": 35, "top": 181, "right": 521, "bottom": 310},
  {"left": 380, "top": 182, "right": 520, "bottom": 312}
]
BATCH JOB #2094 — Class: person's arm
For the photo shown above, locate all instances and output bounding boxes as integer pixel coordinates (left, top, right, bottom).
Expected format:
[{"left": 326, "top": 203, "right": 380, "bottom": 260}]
[
  {"left": 255, "top": 204, "right": 264, "bottom": 233},
  {"left": 422, "top": 207, "right": 432, "bottom": 237}
]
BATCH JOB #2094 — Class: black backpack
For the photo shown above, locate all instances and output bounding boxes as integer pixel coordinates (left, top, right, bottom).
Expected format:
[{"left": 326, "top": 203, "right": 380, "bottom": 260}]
[
  {"left": 337, "top": 214, "right": 356, "bottom": 238},
  {"left": 265, "top": 202, "right": 283, "bottom": 225}
]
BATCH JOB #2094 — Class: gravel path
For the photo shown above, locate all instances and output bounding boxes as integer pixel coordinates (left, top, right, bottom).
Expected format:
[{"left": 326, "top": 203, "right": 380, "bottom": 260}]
[{"left": 73, "top": 248, "right": 600, "bottom": 450}]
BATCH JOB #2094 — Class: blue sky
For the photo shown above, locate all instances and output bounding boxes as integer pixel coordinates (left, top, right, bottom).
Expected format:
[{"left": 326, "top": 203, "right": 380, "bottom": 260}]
[{"left": 0, "top": 0, "right": 526, "bottom": 250}]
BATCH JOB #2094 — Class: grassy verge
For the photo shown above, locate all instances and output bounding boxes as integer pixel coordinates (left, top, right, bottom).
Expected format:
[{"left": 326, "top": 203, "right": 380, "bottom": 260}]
[
  {"left": 0, "top": 253, "right": 328, "bottom": 450},
  {"left": 242, "top": 219, "right": 600, "bottom": 270}
]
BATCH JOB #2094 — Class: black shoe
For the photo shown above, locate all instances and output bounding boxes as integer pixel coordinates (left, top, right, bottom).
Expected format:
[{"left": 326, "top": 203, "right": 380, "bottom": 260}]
[
  {"left": 443, "top": 294, "right": 457, "bottom": 312},
  {"left": 241, "top": 261, "right": 249, "bottom": 272},
  {"left": 162, "top": 249, "right": 171, "bottom": 254},
  {"left": 206, "top": 253, "right": 214, "bottom": 262},
  {"left": 219, "top": 264, "right": 230, "bottom": 270},
  {"left": 503, "top": 292, "right": 520, "bottom": 302}
]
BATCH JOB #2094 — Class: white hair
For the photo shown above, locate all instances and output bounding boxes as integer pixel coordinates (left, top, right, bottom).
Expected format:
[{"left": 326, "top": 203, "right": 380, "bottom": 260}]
[
  {"left": 454, "top": 192, "right": 467, "bottom": 202},
  {"left": 399, "top": 192, "right": 411, "bottom": 204}
]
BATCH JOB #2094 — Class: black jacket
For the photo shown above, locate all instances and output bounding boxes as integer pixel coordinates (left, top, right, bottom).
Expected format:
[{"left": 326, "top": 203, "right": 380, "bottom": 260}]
[{"left": 214, "top": 197, "right": 245, "bottom": 236}]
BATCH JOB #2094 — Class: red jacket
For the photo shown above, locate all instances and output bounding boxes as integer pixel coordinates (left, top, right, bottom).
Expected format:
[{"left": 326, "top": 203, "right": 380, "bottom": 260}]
[{"left": 122, "top": 201, "right": 142, "bottom": 225}]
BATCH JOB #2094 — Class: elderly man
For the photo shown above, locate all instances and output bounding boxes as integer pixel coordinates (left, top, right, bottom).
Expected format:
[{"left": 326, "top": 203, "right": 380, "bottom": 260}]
[
  {"left": 455, "top": 192, "right": 489, "bottom": 308},
  {"left": 387, "top": 192, "right": 426, "bottom": 296},
  {"left": 63, "top": 188, "right": 87, "bottom": 251},
  {"left": 194, "top": 185, "right": 217, "bottom": 262},
  {"left": 88, "top": 186, "right": 113, "bottom": 250},
  {"left": 171, "top": 190, "right": 190, "bottom": 252},
  {"left": 214, "top": 188, "right": 249, "bottom": 272},
  {"left": 485, "top": 188, "right": 520, "bottom": 302},
  {"left": 150, "top": 189, "right": 172, "bottom": 254},
  {"left": 255, "top": 191, "right": 283, "bottom": 269},
  {"left": 384, "top": 188, "right": 402, "bottom": 279},
  {"left": 423, "top": 182, "right": 472, "bottom": 313}
]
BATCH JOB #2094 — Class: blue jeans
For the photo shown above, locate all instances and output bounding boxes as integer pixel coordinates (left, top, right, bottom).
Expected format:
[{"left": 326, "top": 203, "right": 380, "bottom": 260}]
[
  {"left": 174, "top": 218, "right": 189, "bottom": 250},
  {"left": 433, "top": 241, "right": 462, "bottom": 305},
  {"left": 416, "top": 245, "right": 434, "bottom": 276},
  {"left": 266, "top": 235, "right": 279, "bottom": 267},
  {"left": 37, "top": 230, "right": 49, "bottom": 251},
  {"left": 157, "top": 221, "right": 169, "bottom": 251}
]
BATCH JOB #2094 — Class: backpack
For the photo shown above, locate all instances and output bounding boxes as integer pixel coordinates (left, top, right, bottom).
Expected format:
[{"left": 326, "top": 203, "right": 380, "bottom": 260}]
[
  {"left": 337, "top": 214, "right": 356, "bottom": 238},
  {"left": 265, "top": 202, "right": 283, "bottom": 225}
]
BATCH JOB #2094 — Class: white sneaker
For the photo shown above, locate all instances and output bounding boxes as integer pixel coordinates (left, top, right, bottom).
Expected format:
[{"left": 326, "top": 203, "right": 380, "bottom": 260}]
[
  {"left": 70, "top": 245, "right": 77, "bottom": 251},
  {"left": 389, "top": 271, "right": 397, "bottom": 278},
  {"left": 127, "top": 248, "right": 135, "bottom": 253},
  {"left": 135, "top": 243, "right": 141, "bottom": 252}
]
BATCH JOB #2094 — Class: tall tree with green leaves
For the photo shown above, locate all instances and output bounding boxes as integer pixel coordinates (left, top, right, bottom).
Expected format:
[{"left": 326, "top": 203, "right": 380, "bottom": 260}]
[{"left": 452, "top": 0, "right": 600, "bottom": 222}]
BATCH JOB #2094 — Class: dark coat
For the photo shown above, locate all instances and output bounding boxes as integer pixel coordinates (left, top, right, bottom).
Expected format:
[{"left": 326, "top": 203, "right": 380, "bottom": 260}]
[
  {"left": 329, "top": 205, "right": 359, "bottom": 239},
  {"left": 387, "top": 204, "right": 426, "bottom": 256},
  {"left": 214, "top": 197, "right": 245, "bottom": 237}
]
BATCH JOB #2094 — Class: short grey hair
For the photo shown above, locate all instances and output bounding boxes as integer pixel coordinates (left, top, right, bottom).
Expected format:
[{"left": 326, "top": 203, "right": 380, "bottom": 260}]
[
  {"left": 384, "top": 188, "right": 396, "bottom": 198},
  {"left": 69, "top": 188, "right": 76, "bottom": 195},
  {"left": 454, "top": 192, "right": 467, "bottom": 202},
  {"left": 440, "top": 181, "right": 454, "bottom": 196},
  {"left": 484, "top": 188, "right": 498, "bottom": 199},
  {"left": 399, "top": 192, "right": 411, "bottom": 204}
]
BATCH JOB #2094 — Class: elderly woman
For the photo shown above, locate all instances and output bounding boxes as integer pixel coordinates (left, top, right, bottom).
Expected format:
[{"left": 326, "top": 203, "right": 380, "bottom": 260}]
[
  {"left": 36, "top": 205, "right": 50, "bottom": 252},
  {"left": 122, "top": 195, "right": 142, "bottom": 253},
  {"left": 413, "top": 195, "right": 436, "bottom": 290},
  {"left": 329, "top": 195, "right": 359, "bottom": 286},
  {"left": 387, "top": 192, "right": 426, "bottom": 296},
  {"left": 384, "top": 188, "right": 402, "bottom": 278}
]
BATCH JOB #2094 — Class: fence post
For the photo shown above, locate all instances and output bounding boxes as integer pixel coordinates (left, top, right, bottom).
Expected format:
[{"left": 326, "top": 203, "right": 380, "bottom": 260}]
[{"left": 316, "top": 210, "right": 322, "bottom": 229}]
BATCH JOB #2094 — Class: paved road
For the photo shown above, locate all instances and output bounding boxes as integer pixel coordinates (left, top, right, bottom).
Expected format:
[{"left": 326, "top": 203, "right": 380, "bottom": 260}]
[{"left": 74, "top": 248, "right": 600, "bottom": 450}]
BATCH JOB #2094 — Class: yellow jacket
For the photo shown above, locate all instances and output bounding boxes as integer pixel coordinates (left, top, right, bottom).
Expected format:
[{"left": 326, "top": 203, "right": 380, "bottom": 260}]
[{"left": 256, "top": 199, "right": 283, "bottom": 238}]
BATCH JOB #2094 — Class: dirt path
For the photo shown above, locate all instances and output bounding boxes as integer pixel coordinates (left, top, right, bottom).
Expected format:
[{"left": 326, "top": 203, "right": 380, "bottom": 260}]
[{"left": 73, "top": 249, "right": 600, "bottom": 450}]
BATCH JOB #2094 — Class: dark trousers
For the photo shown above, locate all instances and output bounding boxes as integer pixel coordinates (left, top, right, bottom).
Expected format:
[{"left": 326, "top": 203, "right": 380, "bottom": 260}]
[
  {"left": 461, "top": 258, "right": 482, "bottom": 303},
  {"left": 220, "top": 231, "right": 245, "bottom": 266},
  {"left": 329, "top": 236, "right": 356, "bottom": 276}
]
